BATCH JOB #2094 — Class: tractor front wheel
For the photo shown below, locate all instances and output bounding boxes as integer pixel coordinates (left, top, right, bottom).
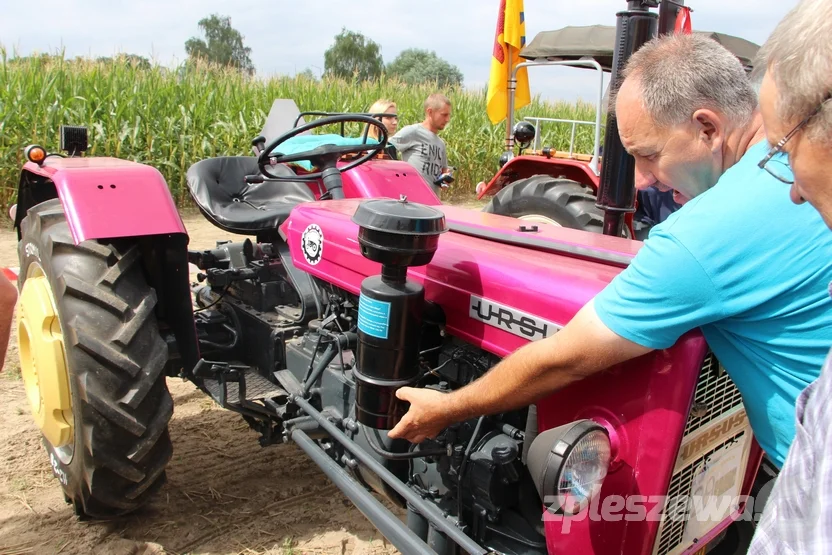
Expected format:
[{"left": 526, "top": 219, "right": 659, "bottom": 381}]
[
  {"left": 17, "top": 199, "right": 173, "bottom": 518},
  {"left": 483, "top": 176, "right": 604, "bottom": 233}
]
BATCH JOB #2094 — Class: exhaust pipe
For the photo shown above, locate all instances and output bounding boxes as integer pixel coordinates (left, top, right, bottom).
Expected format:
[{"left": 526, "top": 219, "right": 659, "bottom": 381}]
[{"left": 595, "top": 1, "right": 659, "bottom": 236}]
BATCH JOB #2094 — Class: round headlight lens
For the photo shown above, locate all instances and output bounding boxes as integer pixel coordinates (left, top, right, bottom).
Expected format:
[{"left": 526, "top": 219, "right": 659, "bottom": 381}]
[
  {"left": 556, "top": 429, "right": 612, "bottom": 515},
  {"left": 527, "top": 419, "right": 613, "bottom": 516}
]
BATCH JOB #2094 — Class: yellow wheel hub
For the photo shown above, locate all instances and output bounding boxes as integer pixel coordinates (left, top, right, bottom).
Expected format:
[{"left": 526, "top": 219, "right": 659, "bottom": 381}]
[{"left": 17, "top": 265, "right": 73, "bottom": 448}]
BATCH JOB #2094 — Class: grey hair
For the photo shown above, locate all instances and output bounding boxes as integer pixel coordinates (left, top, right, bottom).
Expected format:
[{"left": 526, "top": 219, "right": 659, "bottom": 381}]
[
  {"left": 755, "top": 0, "right": 832, "bottom": 144},
  {"left": 617, "top": 33, "right": 757, "bottom": 128},
  {"left": 424, "top": 93, "right": 450, "bottom": 112}
]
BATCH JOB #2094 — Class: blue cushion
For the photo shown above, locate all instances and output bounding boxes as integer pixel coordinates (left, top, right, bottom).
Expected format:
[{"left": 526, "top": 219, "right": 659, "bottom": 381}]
[{"left": 271, "top": 134, "right": 379, "bottom": 170}]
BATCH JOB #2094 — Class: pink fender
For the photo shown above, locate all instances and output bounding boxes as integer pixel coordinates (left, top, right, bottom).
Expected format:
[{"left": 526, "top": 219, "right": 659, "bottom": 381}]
[{"left": 22, "top": 157, "right": 186, "bottom": 243}]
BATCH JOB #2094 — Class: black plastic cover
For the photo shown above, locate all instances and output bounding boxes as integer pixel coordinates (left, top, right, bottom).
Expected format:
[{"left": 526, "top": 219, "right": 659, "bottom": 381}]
[
  {"left": 353, "top": 198, "right": 448, "bottom": 267},
  {"left": 352, "top": 198, "right": 448, "bottom": 237}
]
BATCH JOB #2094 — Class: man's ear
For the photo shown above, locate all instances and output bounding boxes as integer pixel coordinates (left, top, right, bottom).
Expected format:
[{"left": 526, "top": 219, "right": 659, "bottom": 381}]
[{"left": 691, "top": 109, "right": 723, "bottom": 150}]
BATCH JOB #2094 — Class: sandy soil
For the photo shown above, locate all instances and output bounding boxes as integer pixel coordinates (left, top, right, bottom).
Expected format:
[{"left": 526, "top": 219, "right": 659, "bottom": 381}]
[{"left": 0, "top": 202, "right": 491, "bottom": 555}]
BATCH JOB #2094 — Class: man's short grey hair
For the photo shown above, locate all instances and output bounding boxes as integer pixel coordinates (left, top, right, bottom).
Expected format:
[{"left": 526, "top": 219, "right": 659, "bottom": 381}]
[
  {"left": 618, "top": 33, "right": 757, "bottom": 128},
  {"left": 756, "top": 0, "right": 832, "bottom": 144},
  {"left": 424, "top": 93, "right": 451, "bottom": 112}
]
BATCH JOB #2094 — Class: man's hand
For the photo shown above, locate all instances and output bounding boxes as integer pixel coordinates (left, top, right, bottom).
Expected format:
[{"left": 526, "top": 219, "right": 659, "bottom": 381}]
[{"left": 388, "top": 387, "right": 453, "bottom": 443}]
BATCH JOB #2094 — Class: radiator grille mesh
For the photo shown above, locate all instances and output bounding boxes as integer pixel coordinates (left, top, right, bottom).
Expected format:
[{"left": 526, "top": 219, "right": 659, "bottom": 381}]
[
  {"left": 654, "top": 351, "right": 748, "bottom": 555},
  {"left": 683, "top": 353, "right": 744, "bottom": 436},
  {"left": 654, "top": 431, "right": 747, "bottom": 555}
]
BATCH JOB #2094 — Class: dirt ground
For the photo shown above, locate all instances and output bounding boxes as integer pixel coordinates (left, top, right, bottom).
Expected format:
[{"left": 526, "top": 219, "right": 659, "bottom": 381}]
[{"left": 0, "top": 203, "right": 490, "bottom": 555}]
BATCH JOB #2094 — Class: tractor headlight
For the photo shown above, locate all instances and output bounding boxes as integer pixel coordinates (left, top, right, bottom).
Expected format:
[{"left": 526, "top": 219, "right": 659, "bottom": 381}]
[
  {"left": 513, "top": 121, "right": 536, "bottom": 149},
  {"left": 527, "top": 419, "right": 612, "bottom": 515}
]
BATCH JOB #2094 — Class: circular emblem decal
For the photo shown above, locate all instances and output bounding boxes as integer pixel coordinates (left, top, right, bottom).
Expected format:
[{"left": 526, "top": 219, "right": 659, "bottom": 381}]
[{"left": 301, "top": 224, "right": 324, "bottom": 265}]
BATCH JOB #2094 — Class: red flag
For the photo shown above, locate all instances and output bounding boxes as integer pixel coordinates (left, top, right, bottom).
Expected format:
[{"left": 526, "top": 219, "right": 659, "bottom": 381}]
[{"left": 674, "top": 7, "right": 692, "bottom": 34}]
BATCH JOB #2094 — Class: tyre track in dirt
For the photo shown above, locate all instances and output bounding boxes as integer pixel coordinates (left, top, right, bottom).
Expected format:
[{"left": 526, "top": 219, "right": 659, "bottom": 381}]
[{"left": 171, "top": 484, "right": 340, "bottom": 554}]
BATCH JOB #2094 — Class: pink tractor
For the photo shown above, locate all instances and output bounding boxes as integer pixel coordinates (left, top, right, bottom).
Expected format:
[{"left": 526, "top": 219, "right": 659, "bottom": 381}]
[{"left": 11, "top": 1, "right": 765, "bottom": 554}]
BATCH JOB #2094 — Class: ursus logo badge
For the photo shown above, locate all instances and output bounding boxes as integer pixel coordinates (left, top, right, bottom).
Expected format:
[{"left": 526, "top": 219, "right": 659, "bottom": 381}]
[{"left": 301, "top": 224, "right": 323, "bottom": 265}]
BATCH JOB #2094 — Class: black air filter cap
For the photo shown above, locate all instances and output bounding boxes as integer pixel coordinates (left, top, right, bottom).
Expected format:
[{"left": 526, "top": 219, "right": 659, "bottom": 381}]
[
  {"left": 352, "top": 196, "right": 448, "bottom": 236},
  {"left": 352, "top": 196, "right": 448, "bottom": 267}
]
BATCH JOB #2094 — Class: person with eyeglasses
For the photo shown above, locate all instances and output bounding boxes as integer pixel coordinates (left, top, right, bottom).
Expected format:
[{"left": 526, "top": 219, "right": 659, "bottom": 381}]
[
  {"left": 365, "top": 98, "right": 400, "bottom": 160},
  {"left": 389, "top": 33, "right": 832, "bottom": 491},
  {"left": 748, "top": 1, "right": 832, "bottom": 553}
]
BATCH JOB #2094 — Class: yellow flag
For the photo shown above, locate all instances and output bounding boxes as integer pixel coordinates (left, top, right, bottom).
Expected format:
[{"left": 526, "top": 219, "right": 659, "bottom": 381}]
[{"left": 486, "top": 0, "right": 531, "bottom": 125}]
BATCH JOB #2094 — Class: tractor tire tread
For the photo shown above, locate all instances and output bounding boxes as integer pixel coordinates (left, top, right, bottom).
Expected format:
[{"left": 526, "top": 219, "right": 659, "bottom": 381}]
[
  {"left": 18, "top": 198, "right": 173, "bottom": 519},
  {"left": 484, "top": 175, "right": 604, "bottom": 233}
]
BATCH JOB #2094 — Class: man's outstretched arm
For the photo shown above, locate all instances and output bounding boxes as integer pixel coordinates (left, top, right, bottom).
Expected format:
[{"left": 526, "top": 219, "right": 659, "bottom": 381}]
[{"left": 387, "top": 299, "right": 652, "bottom": 443}]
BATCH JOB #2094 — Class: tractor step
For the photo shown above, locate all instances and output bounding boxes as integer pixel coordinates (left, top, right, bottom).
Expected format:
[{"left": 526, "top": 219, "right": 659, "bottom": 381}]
[
  {"left": 195, "top": 359, "right": 287, "bottom": 405},
  {"left": 204, "top": 371, "right": 288, "bottom": 404}
]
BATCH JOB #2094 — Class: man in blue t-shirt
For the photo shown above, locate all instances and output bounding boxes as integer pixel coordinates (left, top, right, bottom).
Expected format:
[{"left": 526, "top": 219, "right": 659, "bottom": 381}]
[{"left": 387, "top": 34, "right": 832, "bottom": 471}]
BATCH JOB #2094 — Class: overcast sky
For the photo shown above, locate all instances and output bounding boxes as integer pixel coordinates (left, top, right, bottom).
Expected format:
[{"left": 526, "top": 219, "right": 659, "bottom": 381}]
[{"left": 1, "top": 0, "right": 798, "bottom": 103}]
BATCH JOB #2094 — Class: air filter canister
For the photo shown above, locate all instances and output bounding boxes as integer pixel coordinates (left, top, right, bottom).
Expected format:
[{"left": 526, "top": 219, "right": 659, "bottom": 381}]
[{"left": 351, "top": 197, "right": 447, "bottom": 429}]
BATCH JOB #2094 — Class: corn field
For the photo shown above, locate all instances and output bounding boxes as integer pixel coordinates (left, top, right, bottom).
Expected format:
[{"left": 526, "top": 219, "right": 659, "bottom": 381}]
[{"left": 0, "top": 50, "right": 602, "bottom": 208}]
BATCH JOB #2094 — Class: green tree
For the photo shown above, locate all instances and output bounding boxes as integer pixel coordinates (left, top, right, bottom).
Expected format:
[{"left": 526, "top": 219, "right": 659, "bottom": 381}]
[
  {"left": 386, "top": 49, "right": 464, "bottom": 88},
  {"left": 323, "top": 28, "right": 383, "bottom": 81},
  {"left": 96, "top": 54, "right": 151, "bottom": 69},
  {"left": 297, "top": 68, "right": 318, "bottom": 81},
  {"left": 185, "top": 14, "right": 254, "bottom": 74}
]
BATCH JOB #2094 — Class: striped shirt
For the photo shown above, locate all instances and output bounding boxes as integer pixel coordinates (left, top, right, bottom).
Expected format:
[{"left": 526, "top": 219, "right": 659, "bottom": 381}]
[{"left": 748, "top": 334, "right": 832, "bottom": 554}]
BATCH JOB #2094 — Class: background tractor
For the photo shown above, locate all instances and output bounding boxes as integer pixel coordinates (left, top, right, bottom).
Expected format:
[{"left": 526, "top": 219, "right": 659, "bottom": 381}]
[
  {"left": 476, "top": 4, "right": 760, "bottom": 240},
  {"left": 10, "top": 1, "right": 766, "bottom": 554}
]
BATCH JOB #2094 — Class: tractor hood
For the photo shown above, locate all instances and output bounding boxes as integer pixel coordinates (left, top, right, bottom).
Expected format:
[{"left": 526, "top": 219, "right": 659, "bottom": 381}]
[
  {"left": 282, "top": 199, "right": 641, "bottom": 357},
  {"left": 281, "top": 200, "right": 719, "bottom": 554}
]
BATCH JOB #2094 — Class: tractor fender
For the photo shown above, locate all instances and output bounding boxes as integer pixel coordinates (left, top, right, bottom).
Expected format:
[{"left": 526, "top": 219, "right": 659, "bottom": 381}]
[
  {"left": 16, "top": 158, "right": 186, "bottom": 243},
  {"left": 476, "top": 155, "right": 601, "bottom": 199}
]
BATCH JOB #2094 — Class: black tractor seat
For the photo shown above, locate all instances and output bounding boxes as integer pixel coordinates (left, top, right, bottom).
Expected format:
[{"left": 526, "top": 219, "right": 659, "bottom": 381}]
[{"left": 186, "top": 156, "right": 317, "bottom": 234}]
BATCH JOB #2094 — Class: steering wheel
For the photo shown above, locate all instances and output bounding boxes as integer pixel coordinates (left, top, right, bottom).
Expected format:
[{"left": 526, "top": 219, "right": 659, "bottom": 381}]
[{"left": 257, "top": 114, "right": 389, "bottom": 200}]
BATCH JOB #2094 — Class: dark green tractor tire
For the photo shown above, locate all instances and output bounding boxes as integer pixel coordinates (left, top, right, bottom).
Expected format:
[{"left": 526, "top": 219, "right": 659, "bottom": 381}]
[{"left": 483, "top": 175, "right": 604, "bottom": 233}]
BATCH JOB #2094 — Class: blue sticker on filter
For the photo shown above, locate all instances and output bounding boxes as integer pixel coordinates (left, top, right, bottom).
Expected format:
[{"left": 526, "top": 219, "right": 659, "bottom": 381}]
[{"left": 358, "top": 296, "right": 391, "bottom": 339}]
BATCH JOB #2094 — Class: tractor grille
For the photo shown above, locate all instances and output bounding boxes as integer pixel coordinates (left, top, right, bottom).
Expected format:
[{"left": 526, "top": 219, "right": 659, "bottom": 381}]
[
  {"left": 653, "top": 352, "right": 749, "bottom": 555},
  {"left": 654, "top": 430, "right": 747, "bottom": 555},
  {"left": 683, "top": 353, "right": 744, "bottom": 436}
]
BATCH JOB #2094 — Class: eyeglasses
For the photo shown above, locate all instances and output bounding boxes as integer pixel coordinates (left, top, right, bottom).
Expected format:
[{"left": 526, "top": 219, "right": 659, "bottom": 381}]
[{"left": 758, "top": 96, "right": 831, "bottom": 184}]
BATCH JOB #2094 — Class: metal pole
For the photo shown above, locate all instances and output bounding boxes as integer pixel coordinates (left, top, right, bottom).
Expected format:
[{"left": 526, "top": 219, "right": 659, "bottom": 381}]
[
  {"left": 591, "top": 68, "right": 605, "bottom": 176},
  {"left": 505, "top": 44, "right": 516, "bottom": 153},
  {"left": 290, "top": 396, "right": 488, "bottom": 555},
  {"left": 511, "top": 58, "right": 605, "bottom": 176},
  {"left": 291, "top": 430, "right": 436, "bottom": 555},
  {"left": 533, "top": 119, "right": 541, "bottom": 150},
  {"left": 569, "top": 122, "right": 577, "bottom": 157}
]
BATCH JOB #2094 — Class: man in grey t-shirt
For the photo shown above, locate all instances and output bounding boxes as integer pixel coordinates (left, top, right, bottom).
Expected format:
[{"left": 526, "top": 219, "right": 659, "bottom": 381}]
[{"left": 390, "top": 93, "right": 452, "bottom": 195}]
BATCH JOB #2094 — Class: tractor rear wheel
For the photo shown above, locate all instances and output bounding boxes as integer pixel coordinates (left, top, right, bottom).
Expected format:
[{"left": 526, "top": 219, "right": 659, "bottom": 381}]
[
  {"left": 17, "top": 198, "right": 173, "bottom": 518},
  {"left": 483, "top": 175, "right": 604, "bottom": 233}
]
